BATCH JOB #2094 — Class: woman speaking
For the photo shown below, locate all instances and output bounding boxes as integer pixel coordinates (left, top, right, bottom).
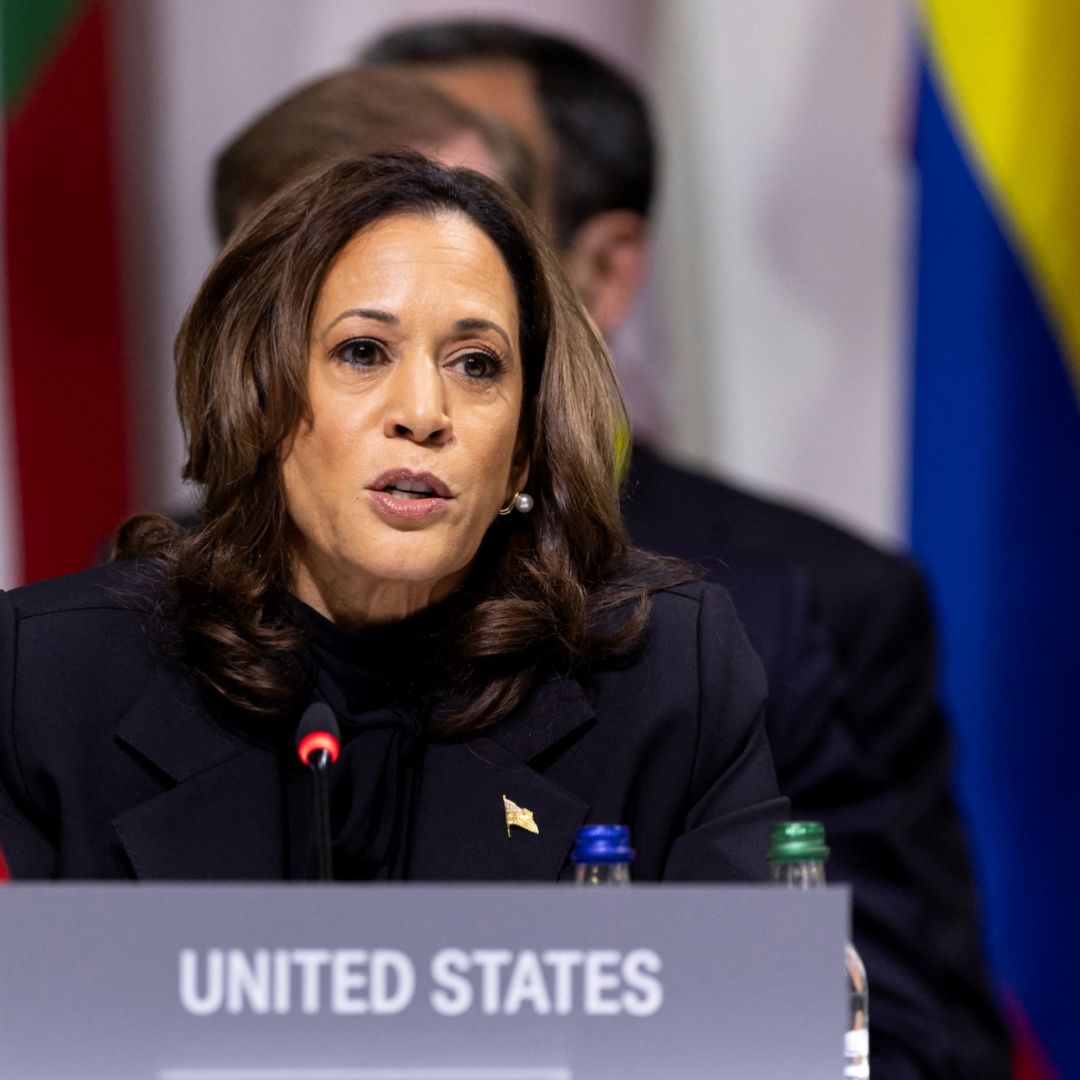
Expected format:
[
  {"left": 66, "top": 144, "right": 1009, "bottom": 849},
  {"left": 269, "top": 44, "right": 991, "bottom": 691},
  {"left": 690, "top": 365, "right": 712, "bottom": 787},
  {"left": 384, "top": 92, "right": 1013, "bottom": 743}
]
[{"left": 0, "top": 154, "right": 785, "bottom": 881}]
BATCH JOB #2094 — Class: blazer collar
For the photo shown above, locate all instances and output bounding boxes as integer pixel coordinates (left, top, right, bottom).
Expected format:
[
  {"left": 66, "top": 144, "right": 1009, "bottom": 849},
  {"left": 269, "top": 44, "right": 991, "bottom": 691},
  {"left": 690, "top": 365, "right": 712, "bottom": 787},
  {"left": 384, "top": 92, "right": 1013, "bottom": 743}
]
[
  {"left": 114, "top": 665, "right": 250, "bottom": 783},
  {"left": 108, "top": 664, "right": 596, "bottom": 882},
  {"left": 111, "top": 666, "right": 288, "bottom": 879},
  {"left": 407, "top": 675, "right": 596, "bottom": 882},
  {"left": 481, "top": 671, "right": 595, "bottom": 762}
]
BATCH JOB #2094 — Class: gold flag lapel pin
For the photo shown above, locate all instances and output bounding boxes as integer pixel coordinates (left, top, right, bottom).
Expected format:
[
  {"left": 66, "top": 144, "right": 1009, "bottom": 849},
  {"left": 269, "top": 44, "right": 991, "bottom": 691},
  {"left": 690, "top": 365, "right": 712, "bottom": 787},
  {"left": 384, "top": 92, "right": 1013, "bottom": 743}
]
[{"left": 503, "top": 794, "right": 540, "bottom": 837}]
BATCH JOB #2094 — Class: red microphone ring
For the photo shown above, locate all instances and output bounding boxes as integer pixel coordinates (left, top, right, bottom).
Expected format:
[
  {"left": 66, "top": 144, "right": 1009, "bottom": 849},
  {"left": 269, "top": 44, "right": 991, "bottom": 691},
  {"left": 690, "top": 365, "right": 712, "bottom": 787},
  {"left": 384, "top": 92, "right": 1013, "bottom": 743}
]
[{"left": 297, "top": 730, "right": 341, "bottom": 766}]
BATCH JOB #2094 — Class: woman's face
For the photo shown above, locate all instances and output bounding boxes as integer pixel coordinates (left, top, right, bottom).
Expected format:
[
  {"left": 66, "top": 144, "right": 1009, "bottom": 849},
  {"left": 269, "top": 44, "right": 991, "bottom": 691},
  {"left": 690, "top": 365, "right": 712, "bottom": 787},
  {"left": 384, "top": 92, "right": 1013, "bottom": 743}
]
[{"left": 282, "top": 209, "right": 528, "bottom": 624}]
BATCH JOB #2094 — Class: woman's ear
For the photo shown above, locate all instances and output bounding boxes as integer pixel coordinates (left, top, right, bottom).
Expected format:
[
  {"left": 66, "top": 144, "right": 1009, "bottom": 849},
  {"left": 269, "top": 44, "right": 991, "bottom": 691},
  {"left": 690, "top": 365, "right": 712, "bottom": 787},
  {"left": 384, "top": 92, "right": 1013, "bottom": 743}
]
[{"left": 561, "top": 210, "right": 649, "bottom": 336}]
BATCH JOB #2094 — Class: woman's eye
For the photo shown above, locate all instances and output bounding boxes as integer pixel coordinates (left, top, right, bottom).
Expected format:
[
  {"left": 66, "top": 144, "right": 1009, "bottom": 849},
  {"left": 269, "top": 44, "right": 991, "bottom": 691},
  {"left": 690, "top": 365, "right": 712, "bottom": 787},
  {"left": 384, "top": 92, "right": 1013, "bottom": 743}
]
[
  {"left": 333, "top": 338, "right": 383, "bottom": 367},
  {"left": 455, "top": 350, "right": 503, "bottom": 380}
]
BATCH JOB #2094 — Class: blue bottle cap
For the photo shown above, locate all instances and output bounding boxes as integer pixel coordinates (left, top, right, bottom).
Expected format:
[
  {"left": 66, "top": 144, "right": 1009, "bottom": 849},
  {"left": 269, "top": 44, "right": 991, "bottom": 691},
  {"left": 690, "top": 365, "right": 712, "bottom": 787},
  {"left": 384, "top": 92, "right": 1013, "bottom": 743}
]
[{"left": 572, "top": 824, "right": 635, "bottom": 865}]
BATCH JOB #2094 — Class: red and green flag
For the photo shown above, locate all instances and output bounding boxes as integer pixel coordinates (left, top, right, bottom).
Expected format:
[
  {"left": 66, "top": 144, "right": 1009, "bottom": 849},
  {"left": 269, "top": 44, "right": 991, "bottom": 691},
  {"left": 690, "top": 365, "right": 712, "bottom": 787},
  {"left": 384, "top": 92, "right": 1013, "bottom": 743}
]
[{"left": 2, "top": 0, "right": 131, "bottom": 585}]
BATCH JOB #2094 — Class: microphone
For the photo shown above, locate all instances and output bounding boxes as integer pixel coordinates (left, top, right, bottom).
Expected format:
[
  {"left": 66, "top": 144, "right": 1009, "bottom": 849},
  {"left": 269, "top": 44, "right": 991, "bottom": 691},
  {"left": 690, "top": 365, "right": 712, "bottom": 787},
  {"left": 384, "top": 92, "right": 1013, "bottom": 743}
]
[
  {"left": 0, "top": 843, "right": 9, "bottom": 883},
  {"left": 295, "top": 702, "right": 340, "bottom": 882}
]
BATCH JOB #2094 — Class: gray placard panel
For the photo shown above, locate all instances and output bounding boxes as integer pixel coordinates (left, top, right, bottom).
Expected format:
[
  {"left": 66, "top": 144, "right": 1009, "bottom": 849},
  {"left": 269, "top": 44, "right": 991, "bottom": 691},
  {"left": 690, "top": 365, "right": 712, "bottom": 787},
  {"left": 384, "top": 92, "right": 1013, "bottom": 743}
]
[{"left": 0, "top": 884, "right": 847, "bottom": 1079}]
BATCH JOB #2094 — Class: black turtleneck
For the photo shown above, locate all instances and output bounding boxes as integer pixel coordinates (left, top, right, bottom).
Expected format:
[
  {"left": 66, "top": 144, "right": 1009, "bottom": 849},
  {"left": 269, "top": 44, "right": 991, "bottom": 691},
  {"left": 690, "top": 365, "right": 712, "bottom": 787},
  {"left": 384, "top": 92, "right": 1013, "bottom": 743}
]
[{"left": 287, "top": 597, "right": 457, "bottom": 881}]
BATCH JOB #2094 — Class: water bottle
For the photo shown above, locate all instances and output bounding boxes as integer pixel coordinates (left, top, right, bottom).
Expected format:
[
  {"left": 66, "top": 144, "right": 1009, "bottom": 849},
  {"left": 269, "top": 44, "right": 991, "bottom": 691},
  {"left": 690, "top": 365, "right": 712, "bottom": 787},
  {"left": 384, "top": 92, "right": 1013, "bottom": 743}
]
[
  {"left": 571, "top": 824, "right": 634, "bottom": 885},
  {"left": 768, "top": 821, "right": 869, "bottom": 1079}
]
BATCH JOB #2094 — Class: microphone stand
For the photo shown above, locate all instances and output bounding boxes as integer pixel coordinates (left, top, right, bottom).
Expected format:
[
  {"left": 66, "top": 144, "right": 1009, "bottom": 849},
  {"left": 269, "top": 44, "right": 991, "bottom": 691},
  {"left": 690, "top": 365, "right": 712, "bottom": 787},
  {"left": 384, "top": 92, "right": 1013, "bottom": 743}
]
[
  {"left": 308, "top": 747, "right": 332, "bottom": 881},
  {"left": 295, "top": 702, "right": 341, "bottom": 883},
  {"left": 308, "top": 747, "right": 333, "bottom": 883}
]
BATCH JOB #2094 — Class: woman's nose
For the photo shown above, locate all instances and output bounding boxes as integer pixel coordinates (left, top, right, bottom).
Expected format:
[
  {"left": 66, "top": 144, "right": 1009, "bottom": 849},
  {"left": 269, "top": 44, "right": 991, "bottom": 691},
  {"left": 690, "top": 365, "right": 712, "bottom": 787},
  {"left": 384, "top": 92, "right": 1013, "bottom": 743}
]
[{"left": 383, "top": 356, "right": 452, "bottom": 445}]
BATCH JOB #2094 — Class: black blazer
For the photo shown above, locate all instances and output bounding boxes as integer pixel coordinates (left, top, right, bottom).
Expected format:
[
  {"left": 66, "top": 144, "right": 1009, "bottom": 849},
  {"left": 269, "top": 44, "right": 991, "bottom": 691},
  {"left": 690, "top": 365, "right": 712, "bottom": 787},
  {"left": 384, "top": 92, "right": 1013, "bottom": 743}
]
[
  {"left": 0, "top": 562, "right": 786, "bottom": 884},
  {"left": 623, "top": 442, "right": 1009, "bottom": 1080}
]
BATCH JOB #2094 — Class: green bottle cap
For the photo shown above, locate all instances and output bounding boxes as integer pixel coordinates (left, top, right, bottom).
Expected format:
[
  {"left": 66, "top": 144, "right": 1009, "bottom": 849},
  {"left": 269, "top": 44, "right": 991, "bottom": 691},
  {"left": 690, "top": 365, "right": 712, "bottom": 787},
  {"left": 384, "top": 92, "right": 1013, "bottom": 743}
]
[{"left": 768, "top": 821, "right": 830, "bottom": 861}]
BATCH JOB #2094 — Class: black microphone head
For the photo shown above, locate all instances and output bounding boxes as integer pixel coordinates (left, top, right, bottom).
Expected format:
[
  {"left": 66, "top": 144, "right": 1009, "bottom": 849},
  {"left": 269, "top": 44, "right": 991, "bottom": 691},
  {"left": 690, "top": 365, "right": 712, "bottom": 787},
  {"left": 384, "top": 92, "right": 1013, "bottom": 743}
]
[{"left": 295, "top": 702, "right": 341, "bottom": 766}]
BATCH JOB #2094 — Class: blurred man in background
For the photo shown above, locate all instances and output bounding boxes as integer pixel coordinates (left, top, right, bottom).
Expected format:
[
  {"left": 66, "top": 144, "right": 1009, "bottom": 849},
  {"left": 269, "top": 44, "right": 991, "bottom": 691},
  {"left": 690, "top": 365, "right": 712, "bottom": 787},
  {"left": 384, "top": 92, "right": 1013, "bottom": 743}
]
[{"left": 357, "top": 22, "right": 1008, "bottom": 1080}]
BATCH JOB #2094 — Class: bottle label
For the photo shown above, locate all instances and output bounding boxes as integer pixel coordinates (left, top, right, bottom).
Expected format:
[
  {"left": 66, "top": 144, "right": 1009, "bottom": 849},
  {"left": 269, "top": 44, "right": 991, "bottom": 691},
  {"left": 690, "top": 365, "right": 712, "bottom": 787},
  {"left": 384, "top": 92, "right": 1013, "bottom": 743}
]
[{"left": 844, "top": 1027, "right": 870, "bottom": 1078}]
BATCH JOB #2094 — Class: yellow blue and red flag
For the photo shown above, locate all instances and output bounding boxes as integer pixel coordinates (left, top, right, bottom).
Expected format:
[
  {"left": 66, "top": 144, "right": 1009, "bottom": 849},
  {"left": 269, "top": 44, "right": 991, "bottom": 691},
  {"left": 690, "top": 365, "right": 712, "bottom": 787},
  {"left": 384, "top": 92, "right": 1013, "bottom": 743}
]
[{"left": 913, "top": 5, "right": 1080, "bottom": 1078}]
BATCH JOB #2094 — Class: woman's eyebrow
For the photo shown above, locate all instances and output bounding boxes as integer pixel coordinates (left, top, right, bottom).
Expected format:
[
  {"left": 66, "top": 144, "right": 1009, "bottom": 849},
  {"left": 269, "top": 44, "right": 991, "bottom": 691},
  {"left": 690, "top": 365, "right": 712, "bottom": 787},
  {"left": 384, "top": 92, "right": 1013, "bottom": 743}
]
[
  {"left": 454, "top": 318, "right": 512, "bottom": 352},
  {"left": 320, "top": 307, "right": 398, "bottom": 336}
]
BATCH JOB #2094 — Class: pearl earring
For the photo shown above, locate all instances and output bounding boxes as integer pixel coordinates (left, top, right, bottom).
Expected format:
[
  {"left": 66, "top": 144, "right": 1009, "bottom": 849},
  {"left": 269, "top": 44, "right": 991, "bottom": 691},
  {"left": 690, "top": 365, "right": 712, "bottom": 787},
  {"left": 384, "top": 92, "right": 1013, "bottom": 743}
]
[{"left": 498, "top": 491, "right": 534, "bottom": 515}]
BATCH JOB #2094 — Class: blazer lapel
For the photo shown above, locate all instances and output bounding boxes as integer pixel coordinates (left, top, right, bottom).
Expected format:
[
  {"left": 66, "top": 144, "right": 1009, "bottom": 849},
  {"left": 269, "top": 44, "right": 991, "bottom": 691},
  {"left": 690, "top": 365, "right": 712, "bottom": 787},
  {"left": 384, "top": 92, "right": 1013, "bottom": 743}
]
[
  {"left": 110, "top": 668, "right": 288, "bottom": 879},
  {"left": 107, "top": 666, "right": 597, "bottom": 882},
  {"left": 408, "top": 676, "right": 595, "bottom": 881}
]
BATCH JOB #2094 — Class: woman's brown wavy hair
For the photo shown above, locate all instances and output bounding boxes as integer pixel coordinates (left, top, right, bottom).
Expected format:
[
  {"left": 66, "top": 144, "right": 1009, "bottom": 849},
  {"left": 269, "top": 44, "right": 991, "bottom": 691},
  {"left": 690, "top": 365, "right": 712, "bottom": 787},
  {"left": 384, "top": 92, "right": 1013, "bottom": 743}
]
[{"left": 118, "top": 152, "right": 683, "bottom": 735}]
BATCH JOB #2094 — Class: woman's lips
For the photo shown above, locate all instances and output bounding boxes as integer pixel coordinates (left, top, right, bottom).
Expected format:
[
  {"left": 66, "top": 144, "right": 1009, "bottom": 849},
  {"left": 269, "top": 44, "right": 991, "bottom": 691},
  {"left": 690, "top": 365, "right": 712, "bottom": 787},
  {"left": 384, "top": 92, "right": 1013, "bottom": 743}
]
[
  {"left": 370, "top": 469, "right": 452, "bottom": 497},
  {"left": 367, "top": 469, "right": 453, "bottom": 520},
  {"left": 367, "top": 488, "right": 450, "bottom": 519}
]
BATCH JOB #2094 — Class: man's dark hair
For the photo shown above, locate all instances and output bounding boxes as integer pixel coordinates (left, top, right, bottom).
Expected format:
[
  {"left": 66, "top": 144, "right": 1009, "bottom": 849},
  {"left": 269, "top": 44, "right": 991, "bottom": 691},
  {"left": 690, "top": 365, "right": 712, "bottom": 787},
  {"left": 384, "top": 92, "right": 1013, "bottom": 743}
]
[
  {"left": 212, "top": 66, "right": 536, "bottom": 243},
  {"left": 362, "top": 20, "right": 655, "bottom": 246}
]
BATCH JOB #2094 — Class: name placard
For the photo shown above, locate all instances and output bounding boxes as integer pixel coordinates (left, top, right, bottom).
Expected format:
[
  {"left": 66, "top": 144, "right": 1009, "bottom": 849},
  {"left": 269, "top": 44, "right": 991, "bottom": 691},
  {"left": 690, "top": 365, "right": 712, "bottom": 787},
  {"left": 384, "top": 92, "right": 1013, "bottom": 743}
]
[{"left": 0, "top": 884, "right": 847, "bottom": 1079}]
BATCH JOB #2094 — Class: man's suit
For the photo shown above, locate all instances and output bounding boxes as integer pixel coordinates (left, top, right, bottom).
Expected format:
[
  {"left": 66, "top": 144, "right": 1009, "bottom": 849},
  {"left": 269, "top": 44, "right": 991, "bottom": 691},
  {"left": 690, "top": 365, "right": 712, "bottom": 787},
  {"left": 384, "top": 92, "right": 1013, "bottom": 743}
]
[
  {"left": 0, "top": 562, "right": 784, "bottom": 884},
  {"left": 623, "top": 442, "right": 1009, "bottom": 1079}
]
